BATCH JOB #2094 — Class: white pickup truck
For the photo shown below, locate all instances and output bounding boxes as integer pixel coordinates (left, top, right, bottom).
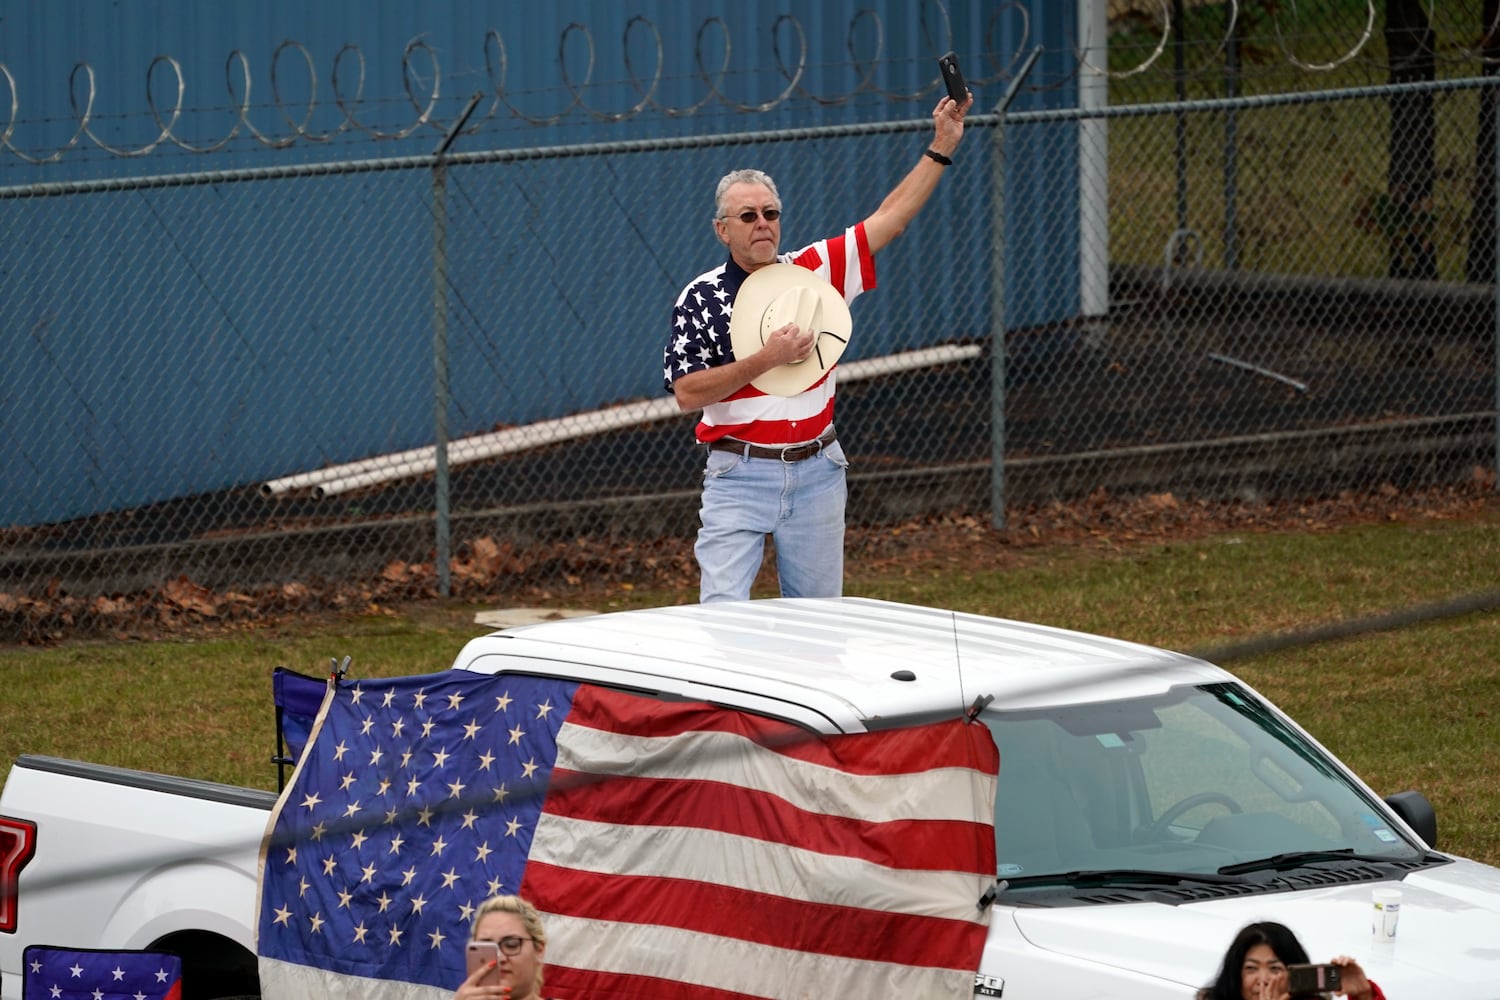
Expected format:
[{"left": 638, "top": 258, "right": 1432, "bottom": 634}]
[{"left": 4, "top": 598, "right": 1499, "bottom": 998}]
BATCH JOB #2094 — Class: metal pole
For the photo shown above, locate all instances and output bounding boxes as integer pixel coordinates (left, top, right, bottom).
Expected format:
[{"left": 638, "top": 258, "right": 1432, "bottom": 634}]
[
  {"left": 1078, "top": 0, "right": 1110, "bottom": 318},
  {"left": 989, "top": 47, "right": 1041, "bottom": 531},
  {"left": 989, "top": 118, "right": 1009, "bottom": 531},
  {"left": 431, "top": 92, "right": 484, "bottom": 598},
  {"left": 1493, "top": 89, "right": 1500, "bottom": 491},
  {"left": 1223, "top": 4, "right": 1240, "bottom": 272},
  {"left": 1173, "top": 0, "right": 1188, "bottom": 236}
]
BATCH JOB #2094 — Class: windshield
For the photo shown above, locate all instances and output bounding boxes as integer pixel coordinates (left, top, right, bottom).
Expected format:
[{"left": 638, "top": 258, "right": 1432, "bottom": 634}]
[{"left": 985, "top": 682, "right": 1423, "bottom": 886}]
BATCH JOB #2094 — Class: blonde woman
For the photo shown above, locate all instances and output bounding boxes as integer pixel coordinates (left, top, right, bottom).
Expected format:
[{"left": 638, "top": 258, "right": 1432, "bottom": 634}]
[{"left": 457, "top": 895, "right": 550, "bottom": 1000}]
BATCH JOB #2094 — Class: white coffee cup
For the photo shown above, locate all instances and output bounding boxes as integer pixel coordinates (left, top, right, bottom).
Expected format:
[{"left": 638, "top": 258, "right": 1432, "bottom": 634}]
[{"left": 1372, "top": 887, "right": 1402, "bottom": 942}]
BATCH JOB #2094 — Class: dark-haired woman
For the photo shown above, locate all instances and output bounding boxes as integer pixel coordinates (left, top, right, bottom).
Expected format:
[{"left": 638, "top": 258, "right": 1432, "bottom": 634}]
[{"left": 1197, "top": 921, "right": 1385, "bottom": 1000}]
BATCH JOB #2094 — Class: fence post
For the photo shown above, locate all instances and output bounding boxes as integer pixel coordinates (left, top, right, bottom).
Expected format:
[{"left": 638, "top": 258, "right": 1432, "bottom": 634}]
[
  {"left": 1223, "top": 1, "right": 1240, "bottom": 272},
  {"left": 989, "top": 48, "right": 1041, "bottom": 531},
  {"left": 1493, "top": 84, "right": 1500, "bottom": 491},
  {"left": 431, "top": 92, "right": 484, "bottom": 597},
  {"left": 988, "top": 113, "right": 1009, "bottom": 531}
]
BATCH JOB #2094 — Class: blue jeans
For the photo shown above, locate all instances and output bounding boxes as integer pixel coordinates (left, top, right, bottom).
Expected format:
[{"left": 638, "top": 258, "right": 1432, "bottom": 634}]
[{"left": 695, "top": 440, "right": 849, "bottom": 603}]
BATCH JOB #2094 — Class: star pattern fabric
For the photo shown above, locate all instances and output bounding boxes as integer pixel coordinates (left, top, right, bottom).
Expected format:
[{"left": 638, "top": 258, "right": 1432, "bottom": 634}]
[
  {"left": 256, "top": 670, "right": 576, "bottom": 995},
  {"left": 22, "top": 947, "right": 181, "bottom": 1000},
  {"left": 663, "top": 263, "right": 740, "bottom": 392}
]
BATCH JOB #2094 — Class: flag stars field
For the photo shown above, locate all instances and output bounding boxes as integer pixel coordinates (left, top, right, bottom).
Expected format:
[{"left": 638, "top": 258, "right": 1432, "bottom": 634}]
[
  {"left": 24, "top": 948, "right": 183, "bottom": 1000},
  {"left": 264, "top": 673, "right": 749, "bottom": 990}
]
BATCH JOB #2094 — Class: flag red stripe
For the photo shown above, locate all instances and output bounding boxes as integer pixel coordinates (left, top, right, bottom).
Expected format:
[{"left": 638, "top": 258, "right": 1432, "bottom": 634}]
[
  {"left": 525, "top": 863, "right": 987, "bottom": 970},
  {"left": 790, "top": 244, "right": 825, "bottom": 274},
  {"left": 571, "top": 686, "right": 998, "bottom": 775},
  {"left": 854, "top": 221, "right": 876, "bottom": 290},
  {"left": 545, "top": 768, "right": 993, "bottom": 872},
  {"left": 546, "top": 965, "right": 763, "bottom": 1000},
  {"left": 825, "top": 232, "right": 847, "bottom": 294}
]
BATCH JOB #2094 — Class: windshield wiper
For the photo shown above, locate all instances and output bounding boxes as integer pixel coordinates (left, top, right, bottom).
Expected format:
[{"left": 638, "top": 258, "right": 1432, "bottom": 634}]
[
  {"left": 1003, "top": 868, "right": 1249, "bottom": 891},
  {"left": 1218, "top": 849, "right": 1409, "bottom": 876}
]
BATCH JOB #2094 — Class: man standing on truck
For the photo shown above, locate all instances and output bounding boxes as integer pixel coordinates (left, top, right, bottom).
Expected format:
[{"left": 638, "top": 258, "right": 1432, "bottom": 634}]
[{"left": 662, "top": 90, "right": 973, "bottom": 603}]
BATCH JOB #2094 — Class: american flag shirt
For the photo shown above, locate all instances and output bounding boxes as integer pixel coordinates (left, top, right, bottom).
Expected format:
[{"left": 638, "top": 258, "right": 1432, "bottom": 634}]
[{"left": 663, "top": 223, "right": 875, "bottom": 445}]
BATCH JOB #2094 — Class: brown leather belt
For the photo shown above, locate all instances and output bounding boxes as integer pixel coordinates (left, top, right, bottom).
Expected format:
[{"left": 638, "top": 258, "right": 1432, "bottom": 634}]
[{"left": 708, "top": 431, "right": 837, "bottom": 463}]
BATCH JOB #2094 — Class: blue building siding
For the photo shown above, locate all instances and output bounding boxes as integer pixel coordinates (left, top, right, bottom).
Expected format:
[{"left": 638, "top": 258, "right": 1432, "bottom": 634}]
[{"left": 0, "top": 1, "right": 1082, "bottom": 526}]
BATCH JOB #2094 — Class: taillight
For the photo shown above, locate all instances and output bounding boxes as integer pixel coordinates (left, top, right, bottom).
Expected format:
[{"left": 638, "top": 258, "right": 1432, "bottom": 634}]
[{"left": 0, "top": 816, "right": 37, "bottom": 933}]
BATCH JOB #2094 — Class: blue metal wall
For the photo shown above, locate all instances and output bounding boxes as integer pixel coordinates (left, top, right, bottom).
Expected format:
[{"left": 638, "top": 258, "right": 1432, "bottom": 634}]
[{"left": 0, "top": 1, "right": 1081, "bottom": 526}]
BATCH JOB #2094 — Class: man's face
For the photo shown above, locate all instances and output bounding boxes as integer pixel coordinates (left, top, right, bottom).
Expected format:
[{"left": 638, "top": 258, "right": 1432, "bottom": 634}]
[{"left": 715, "top": 182, "right": 781, "bottom": 271}]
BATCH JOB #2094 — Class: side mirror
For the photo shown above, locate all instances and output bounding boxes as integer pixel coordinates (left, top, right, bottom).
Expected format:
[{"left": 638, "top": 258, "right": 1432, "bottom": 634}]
[{"left": 1385, "top": 790, "right": 1438, "bottom": 849}]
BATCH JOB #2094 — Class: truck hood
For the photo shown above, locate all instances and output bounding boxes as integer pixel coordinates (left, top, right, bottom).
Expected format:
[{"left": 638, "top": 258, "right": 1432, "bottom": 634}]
[{"left": 1007, "top": 858, "right": 1500, "bottom": 996}]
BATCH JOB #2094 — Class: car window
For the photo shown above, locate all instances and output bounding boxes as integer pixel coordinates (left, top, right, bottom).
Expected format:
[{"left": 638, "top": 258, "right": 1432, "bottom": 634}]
[
  {"left": 1139, "top": 698, "right": 1343, "bottom": 843},
  {"left": 986, "top": 682, "right": 1420, "bottom": 880}
]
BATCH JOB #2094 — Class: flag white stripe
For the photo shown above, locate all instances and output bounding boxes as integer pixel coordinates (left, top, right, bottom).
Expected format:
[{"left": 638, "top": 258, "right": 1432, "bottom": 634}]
[
  {"left": 555, "top": 722, "right": 996, "bottom": 825},
  {"left": 699, "top": 376, "right": 834, "bottom": 427},
  {"left": 258, "top": 957, "right": 450, "bottom": 1000},
  {"left": 543, "top": 914, "right": 976, "bottom": 1000},
  {"left": 530, "top": 813, "right": 992, "bottom": 921}
]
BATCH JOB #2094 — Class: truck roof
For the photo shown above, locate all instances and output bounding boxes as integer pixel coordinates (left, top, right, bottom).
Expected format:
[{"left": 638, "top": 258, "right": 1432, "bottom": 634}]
[{"left": 450, "top": 597, "right": 1229, "bottom": 732}]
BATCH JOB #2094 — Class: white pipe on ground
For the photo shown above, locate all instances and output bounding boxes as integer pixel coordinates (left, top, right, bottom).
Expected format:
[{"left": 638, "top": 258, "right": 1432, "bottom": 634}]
[{"left": 261, "top": 343, "right": 982, "bottom": 499}]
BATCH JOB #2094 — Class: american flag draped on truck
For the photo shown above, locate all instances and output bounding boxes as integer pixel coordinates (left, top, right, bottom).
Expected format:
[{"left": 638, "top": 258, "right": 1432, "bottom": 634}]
[{"left": 255, "top": 668, "right": 998, "bottom": 999}]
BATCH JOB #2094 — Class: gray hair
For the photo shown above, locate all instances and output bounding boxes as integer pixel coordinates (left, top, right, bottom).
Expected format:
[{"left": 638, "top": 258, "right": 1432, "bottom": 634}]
[{"left": 714, "top": 169, "right": 781, "bottom": 220}]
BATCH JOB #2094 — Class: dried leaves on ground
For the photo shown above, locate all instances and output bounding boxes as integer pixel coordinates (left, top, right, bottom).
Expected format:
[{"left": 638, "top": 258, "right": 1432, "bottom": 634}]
[{"left": 2, "top": 479, "right": 1495, "bottom": 646}]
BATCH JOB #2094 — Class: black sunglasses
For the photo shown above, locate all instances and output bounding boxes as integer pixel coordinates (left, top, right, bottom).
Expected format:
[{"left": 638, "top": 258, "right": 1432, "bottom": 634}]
[{"left": 723, "top": 208, "right": 781, "bottom": 224}]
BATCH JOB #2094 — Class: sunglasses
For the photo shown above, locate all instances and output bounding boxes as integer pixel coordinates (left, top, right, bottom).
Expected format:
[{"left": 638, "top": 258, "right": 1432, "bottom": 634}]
[{"left": 723, "top": 208, "right": 781, "bottom": 224}]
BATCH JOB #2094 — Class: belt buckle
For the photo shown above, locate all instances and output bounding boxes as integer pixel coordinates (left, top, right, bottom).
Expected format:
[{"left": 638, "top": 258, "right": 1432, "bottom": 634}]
[{"left": 782, "top": 438, "right": 822, "bottom": 464}]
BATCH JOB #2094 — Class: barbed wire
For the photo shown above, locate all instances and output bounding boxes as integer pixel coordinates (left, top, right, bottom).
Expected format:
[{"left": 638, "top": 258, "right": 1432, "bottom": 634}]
[
  {"left": 0, "top": 4, "right": 1003, "bottom": 165},
  {"left": 6, "top": 1, "right": 1497, "bottom": 166},
  {"left": 1097, "top": 0, "right": 1500, "bottom": 80}
]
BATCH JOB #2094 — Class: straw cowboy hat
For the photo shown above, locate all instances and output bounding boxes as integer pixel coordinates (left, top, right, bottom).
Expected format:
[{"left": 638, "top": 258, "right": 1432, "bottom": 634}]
[{"left": 729, "top": 263, "right": 853, "bottom": 397}]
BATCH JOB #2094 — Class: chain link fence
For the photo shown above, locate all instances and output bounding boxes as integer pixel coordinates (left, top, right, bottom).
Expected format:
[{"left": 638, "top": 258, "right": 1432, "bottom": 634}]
[
  {"left": 1002, "top": 76, "right": 1498, "bottom": 508},
  {"left": 3, "top": 32, "right": 1498, "bottom": 639}
]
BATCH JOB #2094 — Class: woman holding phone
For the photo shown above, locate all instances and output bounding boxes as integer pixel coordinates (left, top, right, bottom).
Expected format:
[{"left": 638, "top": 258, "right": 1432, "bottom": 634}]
[
  {"left": 1197, "top": 921, "right": 1386, "bottom": 1000},
  {"left": 457, "top": 895, "right": 550, "bottom": 1000}
]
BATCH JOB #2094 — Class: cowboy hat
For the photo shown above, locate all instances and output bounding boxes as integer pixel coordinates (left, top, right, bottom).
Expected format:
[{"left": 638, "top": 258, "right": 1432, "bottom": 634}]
[{"left": 728, "top": 263, "right": 853, "bottom": 397}]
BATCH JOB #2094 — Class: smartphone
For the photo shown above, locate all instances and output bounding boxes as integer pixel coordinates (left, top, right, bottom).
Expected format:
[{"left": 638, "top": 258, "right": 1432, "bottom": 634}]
[
  {"left": 1286, "top": 963, "right": 1342, "bottom": 995},
  {"left": 938, "top": 50, "right": 969, "bottom": 105},
  {"left": 465, "top": 941, "right": 502, "bottom": 986}
]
